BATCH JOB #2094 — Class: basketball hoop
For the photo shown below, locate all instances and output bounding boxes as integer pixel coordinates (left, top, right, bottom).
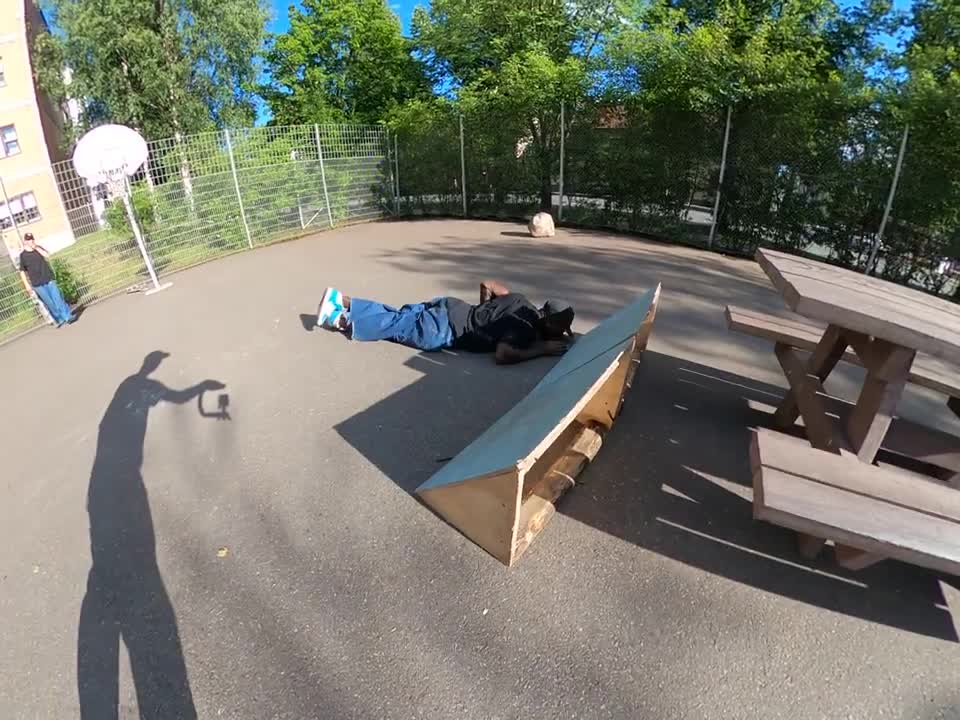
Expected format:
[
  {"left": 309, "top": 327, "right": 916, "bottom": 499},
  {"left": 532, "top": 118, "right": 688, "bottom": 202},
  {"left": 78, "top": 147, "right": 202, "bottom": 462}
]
[{"left": 72, "top": 125, "right": 171, "bottom": 295}]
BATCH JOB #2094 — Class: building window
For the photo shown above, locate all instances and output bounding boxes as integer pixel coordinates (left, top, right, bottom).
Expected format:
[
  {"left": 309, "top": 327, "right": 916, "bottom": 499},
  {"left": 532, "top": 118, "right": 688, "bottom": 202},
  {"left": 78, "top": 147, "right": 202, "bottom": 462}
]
[
  {"left": 0, "top": 192, "right": 40, "bottom": 229},
  {"left": 0, "top": 125, "right": 19, "bottom": 156}
]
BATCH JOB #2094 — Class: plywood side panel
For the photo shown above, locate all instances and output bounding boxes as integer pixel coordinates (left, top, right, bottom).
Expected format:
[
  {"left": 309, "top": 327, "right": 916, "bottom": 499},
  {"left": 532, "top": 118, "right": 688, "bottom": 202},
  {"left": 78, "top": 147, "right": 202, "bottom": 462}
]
[
  {"left": 418, "top": 471, "right": 521, "bottom": 565},
  {"left": 418, "top": 344, "right": 626, "bottom": 492},
  {"left": 577, "top": 346, "right": 634, "bottom": 429}
]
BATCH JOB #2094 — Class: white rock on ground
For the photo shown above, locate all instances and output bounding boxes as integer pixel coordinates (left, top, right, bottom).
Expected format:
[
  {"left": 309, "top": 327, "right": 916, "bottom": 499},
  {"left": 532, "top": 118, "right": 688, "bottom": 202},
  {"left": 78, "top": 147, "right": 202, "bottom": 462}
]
[{"left": 528, "top": 211, "right": 556, "bottom": 238}]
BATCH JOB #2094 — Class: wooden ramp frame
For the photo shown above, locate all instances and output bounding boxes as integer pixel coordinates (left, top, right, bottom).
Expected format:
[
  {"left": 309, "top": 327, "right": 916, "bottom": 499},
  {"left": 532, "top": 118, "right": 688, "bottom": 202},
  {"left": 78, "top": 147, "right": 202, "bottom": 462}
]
[{"left": 416, "top": 286, "right": 662, "bottom": 566}]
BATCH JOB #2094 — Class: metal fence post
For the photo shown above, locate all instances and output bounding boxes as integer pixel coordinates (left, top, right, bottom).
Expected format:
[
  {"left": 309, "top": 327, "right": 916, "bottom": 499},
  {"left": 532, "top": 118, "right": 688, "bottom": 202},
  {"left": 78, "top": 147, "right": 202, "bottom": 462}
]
[
  {"left": 123, "top": 176, "right": 170, "bottom": 294},
  {"left": 225, "top": 129, "right": 254, "bottom": 248},
  {"left": 558, "top": 101, "right": 566, "bottom": 222},
  {"left": 394, "top": 131, "right": 401, "bottom": 215},
  {"left": 459, "top": 115, "right": 468, "bottom": 217},
  {"left": 314, "top": 124, "right": 334, "bottom": 227},
  {"left": 707, "top": 106, "right": 733, "bottom": 250},
  {"left": 866, "top": 124, "right": 910, "bottom": 276}
]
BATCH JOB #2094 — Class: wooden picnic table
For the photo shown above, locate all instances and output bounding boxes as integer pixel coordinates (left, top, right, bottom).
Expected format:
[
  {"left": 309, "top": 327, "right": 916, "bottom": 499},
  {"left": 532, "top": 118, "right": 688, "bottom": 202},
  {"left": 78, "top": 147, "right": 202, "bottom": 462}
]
[
  {"left": 757, "top": 248, "right": 960, "bottom": 465},
  {"left": 740, "top": 249, "right": 960, "bottom": 572}
]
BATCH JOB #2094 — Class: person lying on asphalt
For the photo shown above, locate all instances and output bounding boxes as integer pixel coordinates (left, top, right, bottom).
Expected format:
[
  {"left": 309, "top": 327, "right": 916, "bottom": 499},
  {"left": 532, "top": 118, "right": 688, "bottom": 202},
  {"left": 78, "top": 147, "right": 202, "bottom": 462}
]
[{"left": 315, "top": 280, "right": 575, "bottom": 364}]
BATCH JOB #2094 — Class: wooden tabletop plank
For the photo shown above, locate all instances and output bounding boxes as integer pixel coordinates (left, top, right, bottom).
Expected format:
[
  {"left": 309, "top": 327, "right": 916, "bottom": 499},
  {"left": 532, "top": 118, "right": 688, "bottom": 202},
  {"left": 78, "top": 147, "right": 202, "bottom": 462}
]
[{"left": 757, "top": 249, "right": 960, "bottom": 364}]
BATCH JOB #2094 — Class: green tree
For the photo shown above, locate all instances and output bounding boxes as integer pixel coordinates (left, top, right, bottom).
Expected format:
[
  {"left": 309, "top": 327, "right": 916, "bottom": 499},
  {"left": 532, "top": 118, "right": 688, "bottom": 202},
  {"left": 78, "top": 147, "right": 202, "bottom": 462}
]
[
  {"left": 606, "top": 0, "right": 891, "bottom": 250},
  {"left": 413, "top": 0, "right": 615, "bottom": 209},
  {"left": 35, "top": 0, "right": 267, "bottom": 140},
  {"left": 859, "top": 0, "right": 960, "bottom": 288},
  {"left": 262, "top": 0, "right": 429, "bottom": 125}
]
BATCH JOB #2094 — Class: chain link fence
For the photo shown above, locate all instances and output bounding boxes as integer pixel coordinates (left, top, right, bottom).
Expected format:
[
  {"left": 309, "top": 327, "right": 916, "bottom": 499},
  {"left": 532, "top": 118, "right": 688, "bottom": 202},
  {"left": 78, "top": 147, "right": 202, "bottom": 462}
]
[
  {"left": 0, "top": 123, "right": 392, "bottom": 344},
  {"left": 0, "top": 255, "right": 42, "bottom": 338},
  {"left": 2, "top": 104, "right": 959, "bottom": 345},
  {"left": 393, "top": 104, "right": 462, "bottom": 217},
  {"left": 563, "top": 105, "right": 722, "bottom": 242},
  {"left": 393, "top": 100, "right": 960, "bottom": 298}
]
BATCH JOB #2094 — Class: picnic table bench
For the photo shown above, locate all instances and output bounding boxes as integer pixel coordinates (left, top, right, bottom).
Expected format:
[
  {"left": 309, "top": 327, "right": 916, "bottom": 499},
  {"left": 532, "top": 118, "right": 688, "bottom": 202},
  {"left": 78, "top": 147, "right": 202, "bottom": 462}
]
[
  {"left": 751, "top": 429, "right": 960, "bottom": 575},
  {"left": 728, "top": 249, "right": 960, "bottom": 573},
  {"left": 416, "top": 286, "right": 662, "bottom": 566},
  {"left": 725, "top": 305, "right": 960, "bottom": 400}
]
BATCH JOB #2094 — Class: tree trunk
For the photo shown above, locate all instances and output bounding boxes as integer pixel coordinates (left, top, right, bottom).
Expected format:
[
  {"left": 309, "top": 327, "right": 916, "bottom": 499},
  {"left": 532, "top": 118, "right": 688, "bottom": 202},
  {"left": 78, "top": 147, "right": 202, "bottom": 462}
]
[{"left": 540, "top": 168, "right": 552, "bottom": 211}]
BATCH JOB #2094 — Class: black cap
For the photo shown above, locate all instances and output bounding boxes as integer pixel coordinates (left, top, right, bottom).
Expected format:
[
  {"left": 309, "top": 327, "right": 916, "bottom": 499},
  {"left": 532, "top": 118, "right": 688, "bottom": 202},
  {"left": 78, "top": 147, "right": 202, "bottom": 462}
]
[
  {"left": 541, "top": 299, "right": 574, "bottom": 332},
  {"left": 543, "top": 299, "right": 572, "bottom": 316}
]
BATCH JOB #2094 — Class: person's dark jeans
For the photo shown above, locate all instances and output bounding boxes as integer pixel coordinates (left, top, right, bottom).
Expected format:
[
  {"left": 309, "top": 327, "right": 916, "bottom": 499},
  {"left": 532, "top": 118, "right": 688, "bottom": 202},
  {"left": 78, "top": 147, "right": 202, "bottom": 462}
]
[
  {"left": 34, "top": 281, "right": 74, "bottom": 325},
  {"left": 349, "top": 297, "right": 454, "bottom": 350}
]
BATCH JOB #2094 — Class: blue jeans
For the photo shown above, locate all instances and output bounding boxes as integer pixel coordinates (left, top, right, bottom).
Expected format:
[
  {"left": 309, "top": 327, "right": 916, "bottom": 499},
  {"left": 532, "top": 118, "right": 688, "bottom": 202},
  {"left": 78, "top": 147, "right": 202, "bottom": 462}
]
[
  {"left": 349, "top": 297, "right": 454, "bottom": 351},
  {"left": 34, "top": 281, "right": 73, "bottom": 325}
]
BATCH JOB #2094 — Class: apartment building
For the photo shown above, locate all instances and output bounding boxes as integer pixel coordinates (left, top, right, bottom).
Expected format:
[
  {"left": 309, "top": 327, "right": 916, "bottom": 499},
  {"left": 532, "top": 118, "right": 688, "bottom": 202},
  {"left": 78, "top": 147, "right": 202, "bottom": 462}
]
[{"left": 0, "top": 0, "right": 74, "bottom": 261}]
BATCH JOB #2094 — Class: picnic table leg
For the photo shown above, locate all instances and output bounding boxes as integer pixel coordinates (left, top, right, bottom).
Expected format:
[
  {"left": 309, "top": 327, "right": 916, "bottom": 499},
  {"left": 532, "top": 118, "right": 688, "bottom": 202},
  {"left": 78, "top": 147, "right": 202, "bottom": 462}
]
[
  {"left": 774, "top": 324, "right": 848, "bottom": 429},
  {"left": 846, "top": 341, "right": 915, "bottom": 463},
  {"left": 773, "top": 325, "right": 849, "bottom": 561}
]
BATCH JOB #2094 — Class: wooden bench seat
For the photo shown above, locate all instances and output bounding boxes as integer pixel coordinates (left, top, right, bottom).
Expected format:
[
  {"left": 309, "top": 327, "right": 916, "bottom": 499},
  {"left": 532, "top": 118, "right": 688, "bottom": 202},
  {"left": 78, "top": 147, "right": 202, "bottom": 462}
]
[
  {"left": 416, "top": 286, "right": 662, "bottom": 566},
  {"left": 725, "top": 305, "right": 960, "bottom": 398},
  {"left": 751, "top": 428, "right": 960, "bottom": 576}
]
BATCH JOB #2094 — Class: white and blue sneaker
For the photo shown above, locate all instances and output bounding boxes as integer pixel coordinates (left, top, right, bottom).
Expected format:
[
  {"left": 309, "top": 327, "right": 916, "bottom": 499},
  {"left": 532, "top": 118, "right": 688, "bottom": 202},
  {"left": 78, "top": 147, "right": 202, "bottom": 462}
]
[{"left": 317, "top": 287, "right": 345, "bottom": 329}]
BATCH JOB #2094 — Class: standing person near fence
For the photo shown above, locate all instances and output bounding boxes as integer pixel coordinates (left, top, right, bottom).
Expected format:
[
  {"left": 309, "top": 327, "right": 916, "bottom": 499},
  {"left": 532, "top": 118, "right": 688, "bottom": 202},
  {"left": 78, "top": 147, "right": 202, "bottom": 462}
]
[{"left": 17, "top": 232, "right": 75, "bottom": 327}]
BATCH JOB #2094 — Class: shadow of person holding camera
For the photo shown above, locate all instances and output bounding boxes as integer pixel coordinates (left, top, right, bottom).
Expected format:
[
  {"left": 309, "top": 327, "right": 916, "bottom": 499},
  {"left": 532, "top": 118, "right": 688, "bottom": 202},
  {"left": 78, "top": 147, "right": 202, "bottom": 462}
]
[{"left": 77, "top": 351, "right": 226, "bottom": 720}]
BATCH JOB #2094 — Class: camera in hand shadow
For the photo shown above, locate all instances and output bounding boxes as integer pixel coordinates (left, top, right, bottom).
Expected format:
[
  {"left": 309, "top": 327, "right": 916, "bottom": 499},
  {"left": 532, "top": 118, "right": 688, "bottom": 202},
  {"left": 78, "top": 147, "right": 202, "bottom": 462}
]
[{"left": 198, "top": 392, "right": 231, "bottom": 420}]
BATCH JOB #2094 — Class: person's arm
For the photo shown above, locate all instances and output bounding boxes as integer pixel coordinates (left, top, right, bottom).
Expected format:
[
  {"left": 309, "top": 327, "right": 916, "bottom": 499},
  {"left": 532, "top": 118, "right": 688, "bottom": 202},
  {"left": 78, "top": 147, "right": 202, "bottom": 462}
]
[
  {"left": 35, "top": 245, "right": 50, "bottom": 257},
  {"left": 480, "top": 279, "right": 510, "bottom": 304},
  {"left": 495, "top": 339, "right": 568, "bottom": 365},
  {"left": 162, "top": 379, "right": 226, "bottom": 404},
  {"left": 16, "top": 254, "right": 32, "bottom": 293}
]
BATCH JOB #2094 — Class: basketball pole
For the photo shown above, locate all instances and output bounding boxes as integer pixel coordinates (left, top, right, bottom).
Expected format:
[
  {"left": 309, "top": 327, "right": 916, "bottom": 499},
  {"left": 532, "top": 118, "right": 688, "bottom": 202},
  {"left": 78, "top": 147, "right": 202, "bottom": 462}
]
[{"left": 122, "top": 176, "right": 171, "bottom": 295}]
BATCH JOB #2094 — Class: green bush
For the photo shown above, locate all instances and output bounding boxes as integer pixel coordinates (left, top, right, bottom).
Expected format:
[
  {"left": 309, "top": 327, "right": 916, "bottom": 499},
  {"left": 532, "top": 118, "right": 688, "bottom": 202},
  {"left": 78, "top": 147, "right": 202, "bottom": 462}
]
[
  {"left": 104, "top": 186, "right": 156, "bottom": 235},
  {"left": 50, "top": 258, "right": 85, "bottom": 304}
]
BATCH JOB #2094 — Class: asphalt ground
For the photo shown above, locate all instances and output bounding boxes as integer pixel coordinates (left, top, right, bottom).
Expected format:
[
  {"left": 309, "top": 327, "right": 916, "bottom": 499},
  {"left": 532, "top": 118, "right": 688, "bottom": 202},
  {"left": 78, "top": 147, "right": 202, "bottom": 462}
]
[{"left": 1, "top": 219, "right": 958, "bottom": 719}]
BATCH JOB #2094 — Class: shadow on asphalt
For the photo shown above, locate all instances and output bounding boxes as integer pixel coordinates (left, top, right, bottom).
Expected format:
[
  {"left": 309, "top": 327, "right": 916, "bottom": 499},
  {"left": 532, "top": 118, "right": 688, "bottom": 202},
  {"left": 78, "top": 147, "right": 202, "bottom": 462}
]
[
  {"left": 564, "top": 351, "right": 959, "bottom": 643},
  {"left": 335, "top": 349, "right": 545, "bottom": 494},
  {"left": 299, "top": 313, "right": 317, "bottom": 332},
  {"left": 77, "top": 351, "right": 226, "bottom": 719},
  {"left": 336, "top": 347, "right": 959, "bottom": 643}
]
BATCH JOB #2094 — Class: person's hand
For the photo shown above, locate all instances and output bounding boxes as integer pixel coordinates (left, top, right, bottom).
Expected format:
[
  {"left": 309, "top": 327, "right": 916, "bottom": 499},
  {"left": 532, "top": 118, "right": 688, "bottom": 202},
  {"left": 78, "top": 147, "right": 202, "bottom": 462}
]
[
  {"left": 543, "top": 340, "right": 569, "bottom": 356},
  {"left": 202, "top": 380, "right": 226, "bottom": 392}
]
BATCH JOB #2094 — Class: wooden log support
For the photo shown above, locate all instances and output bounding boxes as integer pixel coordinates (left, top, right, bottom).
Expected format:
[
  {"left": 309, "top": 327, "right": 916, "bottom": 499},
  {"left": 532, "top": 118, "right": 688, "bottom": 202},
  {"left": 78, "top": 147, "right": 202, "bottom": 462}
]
[{"left": 513, "top": 424, "right": 604, "bottom": 561}]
